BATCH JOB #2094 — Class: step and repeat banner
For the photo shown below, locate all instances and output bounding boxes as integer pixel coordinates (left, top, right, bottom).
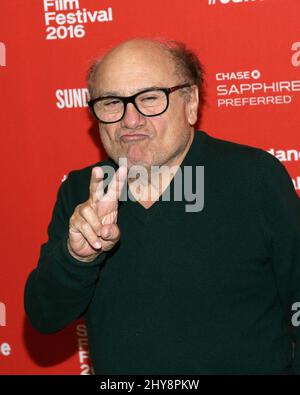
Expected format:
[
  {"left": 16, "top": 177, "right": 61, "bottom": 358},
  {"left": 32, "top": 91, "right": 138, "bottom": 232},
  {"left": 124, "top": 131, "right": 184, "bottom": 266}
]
[{"left": 0, "top": 0, "right": 299, "bottom": 374}]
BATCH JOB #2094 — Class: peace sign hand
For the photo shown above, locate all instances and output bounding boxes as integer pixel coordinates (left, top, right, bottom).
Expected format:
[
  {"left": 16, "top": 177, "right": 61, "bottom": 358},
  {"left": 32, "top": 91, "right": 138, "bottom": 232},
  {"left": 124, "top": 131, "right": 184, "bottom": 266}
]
[{"left": 68, "top": 165, "right": 127, "bottom": 262}]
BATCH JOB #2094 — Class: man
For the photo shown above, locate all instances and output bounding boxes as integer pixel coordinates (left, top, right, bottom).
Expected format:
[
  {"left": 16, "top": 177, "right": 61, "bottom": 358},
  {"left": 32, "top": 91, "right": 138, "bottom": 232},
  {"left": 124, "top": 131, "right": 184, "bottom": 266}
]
[{"left": 24, "top": 39, "right": 300, "bottom": 374}]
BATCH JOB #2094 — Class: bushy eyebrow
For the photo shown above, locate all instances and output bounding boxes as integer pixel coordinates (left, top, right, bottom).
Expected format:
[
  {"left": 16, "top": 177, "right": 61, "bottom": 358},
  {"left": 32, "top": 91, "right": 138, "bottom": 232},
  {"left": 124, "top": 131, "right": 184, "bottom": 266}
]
[{"left": 99, "top": 86, "right": 166, "bottom": 98}]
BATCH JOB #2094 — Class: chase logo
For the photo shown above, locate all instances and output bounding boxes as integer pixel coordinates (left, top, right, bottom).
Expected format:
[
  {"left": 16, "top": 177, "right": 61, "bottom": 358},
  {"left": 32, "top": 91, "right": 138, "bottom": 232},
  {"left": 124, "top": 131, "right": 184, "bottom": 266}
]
[{"left": 208, "top": 0, "right": 261, "bottom": 5}]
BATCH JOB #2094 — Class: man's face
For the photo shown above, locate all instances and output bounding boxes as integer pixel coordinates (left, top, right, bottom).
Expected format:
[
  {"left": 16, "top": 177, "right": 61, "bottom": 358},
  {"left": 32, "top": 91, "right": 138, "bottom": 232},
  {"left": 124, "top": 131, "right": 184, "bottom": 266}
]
[{"left": 94, "top": 41, "right": 199, "bottom": 170}]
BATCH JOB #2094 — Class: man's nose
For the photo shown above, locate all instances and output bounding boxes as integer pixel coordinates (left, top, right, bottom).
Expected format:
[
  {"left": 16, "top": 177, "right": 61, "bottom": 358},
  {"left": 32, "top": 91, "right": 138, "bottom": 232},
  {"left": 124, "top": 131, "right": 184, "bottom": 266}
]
[{"left": 121, "top": 103, "right": 144, "bottom": 128}]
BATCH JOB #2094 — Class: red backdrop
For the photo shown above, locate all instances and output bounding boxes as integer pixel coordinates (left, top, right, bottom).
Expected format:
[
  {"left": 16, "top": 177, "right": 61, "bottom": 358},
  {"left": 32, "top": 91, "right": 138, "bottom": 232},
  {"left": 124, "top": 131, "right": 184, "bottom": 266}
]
[{"left": 0, "top": 0, "right": 299, "bottom": 374}]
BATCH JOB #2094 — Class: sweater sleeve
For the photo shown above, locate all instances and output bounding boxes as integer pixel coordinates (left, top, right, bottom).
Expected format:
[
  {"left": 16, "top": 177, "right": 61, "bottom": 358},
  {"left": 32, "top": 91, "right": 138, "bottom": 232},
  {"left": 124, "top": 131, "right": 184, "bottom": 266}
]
[
  {"left": 257, "top": 150, "right": 300, "bottom": 373},
  {"left": 24, "top": 172, "right": 108, "bottom": 334}
]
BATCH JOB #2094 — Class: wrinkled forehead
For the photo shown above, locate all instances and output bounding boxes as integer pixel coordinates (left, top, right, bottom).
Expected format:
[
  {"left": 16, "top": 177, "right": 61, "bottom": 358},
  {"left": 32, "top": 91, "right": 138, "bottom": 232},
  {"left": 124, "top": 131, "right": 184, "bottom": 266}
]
[{"left": 94, "top": 43, "right": 179, "bottom": 96}]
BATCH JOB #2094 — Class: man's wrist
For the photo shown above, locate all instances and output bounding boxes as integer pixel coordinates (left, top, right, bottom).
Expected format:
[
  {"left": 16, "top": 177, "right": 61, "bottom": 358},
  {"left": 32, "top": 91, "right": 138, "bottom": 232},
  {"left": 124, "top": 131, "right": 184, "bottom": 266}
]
[{"left": 67, "top": 238, "right": 102, "bottom": 263}]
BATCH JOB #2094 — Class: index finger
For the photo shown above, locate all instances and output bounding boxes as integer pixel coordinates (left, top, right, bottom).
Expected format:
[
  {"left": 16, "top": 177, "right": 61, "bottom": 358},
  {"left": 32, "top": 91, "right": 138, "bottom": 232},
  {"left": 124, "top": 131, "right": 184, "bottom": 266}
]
[{"left": 89, "top": 166, "right": 104, "bottom": 204}]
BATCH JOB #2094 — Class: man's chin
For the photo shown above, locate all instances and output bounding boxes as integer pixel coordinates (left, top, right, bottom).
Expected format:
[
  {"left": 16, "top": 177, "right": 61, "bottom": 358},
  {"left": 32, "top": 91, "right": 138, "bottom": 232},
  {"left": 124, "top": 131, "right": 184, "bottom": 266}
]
[{"left": 127, "top": 161, "right": 151, "bottom": 171}]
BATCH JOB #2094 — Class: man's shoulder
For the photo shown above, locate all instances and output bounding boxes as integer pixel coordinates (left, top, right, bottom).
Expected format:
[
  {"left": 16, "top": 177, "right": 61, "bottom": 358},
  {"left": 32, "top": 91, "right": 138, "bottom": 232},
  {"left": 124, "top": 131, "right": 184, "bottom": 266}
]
[
  {"left": 59, "top": 158, "right": 116, "bottom": 204},
  {"left": 201, "top": 130, "right": 262, "bottom": 158},
  {"left": 65, "top": 158, "right": 116, "bottom": 184},
  {"left": 199, "top": 131, "right": 294, "bottom": 194},
  {"left": 200, "top": 130, "right": 278, "bottom": 169}
]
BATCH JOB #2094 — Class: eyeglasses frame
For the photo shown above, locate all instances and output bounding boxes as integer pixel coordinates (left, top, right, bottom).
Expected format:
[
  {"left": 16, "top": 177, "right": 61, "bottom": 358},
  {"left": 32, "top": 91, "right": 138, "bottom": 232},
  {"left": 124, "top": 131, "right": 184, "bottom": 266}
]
[{"left": 88, "top": 83, "right": 191, "bottom": 124}]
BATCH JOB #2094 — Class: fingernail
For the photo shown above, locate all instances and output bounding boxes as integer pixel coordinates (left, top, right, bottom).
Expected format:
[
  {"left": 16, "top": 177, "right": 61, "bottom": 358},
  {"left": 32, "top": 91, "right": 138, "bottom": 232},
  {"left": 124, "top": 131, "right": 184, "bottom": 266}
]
[{"left": 94, "top": 241, "right": 102, "bottom": 249}]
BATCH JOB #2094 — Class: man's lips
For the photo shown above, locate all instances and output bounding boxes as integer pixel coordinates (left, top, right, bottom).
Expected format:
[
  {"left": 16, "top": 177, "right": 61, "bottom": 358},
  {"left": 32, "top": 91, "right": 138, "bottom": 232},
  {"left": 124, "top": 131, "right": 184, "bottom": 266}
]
[{"left": 120, "top": 133, "right": 149, "bottom": 142}]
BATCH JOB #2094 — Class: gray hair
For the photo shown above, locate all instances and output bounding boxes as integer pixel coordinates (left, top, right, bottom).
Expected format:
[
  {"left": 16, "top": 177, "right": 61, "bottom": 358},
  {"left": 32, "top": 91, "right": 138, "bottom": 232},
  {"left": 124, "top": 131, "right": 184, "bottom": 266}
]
[{"left": 87, "top": 39, "right": 206, "bottom": 106}]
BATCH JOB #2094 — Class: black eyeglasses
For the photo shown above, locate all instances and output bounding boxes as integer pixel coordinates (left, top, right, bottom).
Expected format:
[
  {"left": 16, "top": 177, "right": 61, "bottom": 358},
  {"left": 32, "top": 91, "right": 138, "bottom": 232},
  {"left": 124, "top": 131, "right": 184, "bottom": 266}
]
[{"left": 88, "top": 83, "right": 191, "bottom": 124}]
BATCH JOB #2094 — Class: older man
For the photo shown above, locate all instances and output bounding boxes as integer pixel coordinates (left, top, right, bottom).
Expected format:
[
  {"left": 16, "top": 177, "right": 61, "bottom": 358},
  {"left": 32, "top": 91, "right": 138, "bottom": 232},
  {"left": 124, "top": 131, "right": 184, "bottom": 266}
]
[{"left": 24, "top": 39, "right": 300, "bottom": 375}]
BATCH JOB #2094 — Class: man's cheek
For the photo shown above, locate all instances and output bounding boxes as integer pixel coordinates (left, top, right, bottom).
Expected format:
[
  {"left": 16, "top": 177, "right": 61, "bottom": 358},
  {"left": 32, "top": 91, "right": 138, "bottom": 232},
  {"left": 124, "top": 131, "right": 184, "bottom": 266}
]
[{"left": 99, "top": 126, "right": 115, "bottom": 144}]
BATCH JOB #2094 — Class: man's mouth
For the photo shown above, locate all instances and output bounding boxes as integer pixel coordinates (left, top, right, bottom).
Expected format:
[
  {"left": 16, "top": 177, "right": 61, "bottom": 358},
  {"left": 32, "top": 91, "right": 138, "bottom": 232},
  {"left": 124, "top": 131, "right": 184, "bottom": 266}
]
[{"left": 120, "top": 133, "right": 149, "bottom": 142}]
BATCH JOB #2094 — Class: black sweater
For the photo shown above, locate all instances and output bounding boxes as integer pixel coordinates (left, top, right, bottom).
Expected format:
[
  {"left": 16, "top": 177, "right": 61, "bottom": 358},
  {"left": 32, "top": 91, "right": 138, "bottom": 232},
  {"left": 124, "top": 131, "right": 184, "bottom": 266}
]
[{"left": 24, "top": 131, "right": 300, "bottom": 374}]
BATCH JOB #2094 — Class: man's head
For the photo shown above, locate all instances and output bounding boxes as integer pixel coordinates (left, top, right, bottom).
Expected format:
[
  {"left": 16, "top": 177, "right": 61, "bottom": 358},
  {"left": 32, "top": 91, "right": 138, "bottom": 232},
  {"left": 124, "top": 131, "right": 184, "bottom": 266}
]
[{"left": 87, "top": 39, "right": 205, "bottom": 170}]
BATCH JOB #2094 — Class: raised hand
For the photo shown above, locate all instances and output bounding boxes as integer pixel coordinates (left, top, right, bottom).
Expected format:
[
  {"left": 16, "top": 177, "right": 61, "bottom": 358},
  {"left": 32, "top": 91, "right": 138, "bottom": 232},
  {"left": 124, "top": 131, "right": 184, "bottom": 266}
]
[{"left": 68, "top": 165, "right": 127, "bottom": 262}]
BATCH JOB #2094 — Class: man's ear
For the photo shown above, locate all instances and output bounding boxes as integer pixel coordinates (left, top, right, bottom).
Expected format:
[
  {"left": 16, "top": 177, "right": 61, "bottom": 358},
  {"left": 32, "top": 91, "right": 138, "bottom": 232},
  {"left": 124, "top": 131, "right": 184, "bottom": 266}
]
[{"left": 187, "top": 86, "right": 199, "bottom": 126}]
